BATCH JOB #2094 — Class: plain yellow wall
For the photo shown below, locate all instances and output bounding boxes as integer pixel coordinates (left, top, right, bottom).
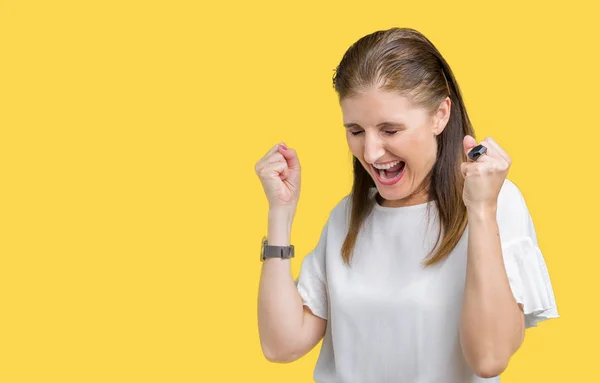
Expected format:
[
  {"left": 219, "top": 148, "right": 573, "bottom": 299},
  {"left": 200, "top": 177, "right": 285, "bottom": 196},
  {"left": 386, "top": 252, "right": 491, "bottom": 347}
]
[{"left": 1, "top": 0, "right": 596, "bottom": 381}]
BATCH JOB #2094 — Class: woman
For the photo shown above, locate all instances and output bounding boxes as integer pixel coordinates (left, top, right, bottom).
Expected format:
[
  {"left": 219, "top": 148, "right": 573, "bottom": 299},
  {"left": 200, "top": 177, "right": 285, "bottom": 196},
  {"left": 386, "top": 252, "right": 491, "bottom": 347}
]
[{"left": 254, "top": 27, "right": 559, "bottom": 382}]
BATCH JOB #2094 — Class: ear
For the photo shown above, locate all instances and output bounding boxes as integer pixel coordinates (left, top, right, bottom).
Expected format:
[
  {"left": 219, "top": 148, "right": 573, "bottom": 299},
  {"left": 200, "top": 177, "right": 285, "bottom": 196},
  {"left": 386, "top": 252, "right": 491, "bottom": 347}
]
[{"left": 432, "top": 97, "right": 451, "bottom": 136}]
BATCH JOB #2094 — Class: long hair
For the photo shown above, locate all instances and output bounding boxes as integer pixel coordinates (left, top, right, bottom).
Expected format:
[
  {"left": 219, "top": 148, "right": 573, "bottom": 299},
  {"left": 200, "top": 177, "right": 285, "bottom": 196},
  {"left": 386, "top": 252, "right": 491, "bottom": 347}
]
[{"left": 332, "top": 28, "right": 474, "bottom": 267}]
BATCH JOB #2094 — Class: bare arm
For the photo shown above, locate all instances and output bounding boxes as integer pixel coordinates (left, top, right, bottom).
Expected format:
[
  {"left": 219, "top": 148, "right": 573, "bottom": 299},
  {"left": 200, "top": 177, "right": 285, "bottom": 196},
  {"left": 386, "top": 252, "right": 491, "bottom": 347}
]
[
  {"left": 258, "top": 208, "right": 326, "bottom": 363},
  {"left": 459, "top": 207, "right": 525, "bottom": 378}
]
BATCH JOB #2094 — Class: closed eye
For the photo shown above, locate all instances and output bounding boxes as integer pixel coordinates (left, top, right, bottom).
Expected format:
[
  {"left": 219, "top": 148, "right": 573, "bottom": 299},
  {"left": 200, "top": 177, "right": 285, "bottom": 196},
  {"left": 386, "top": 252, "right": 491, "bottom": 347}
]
[{"left": 350, "top": 131, "right": 398, "bottom": 136}]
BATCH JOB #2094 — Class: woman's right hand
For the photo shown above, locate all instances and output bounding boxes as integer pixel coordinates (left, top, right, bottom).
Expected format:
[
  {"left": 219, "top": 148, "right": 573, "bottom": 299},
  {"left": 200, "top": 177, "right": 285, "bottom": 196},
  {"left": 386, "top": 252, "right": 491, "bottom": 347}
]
[{"left": 255, "top": 143, "right": 301, "bottom": 211}]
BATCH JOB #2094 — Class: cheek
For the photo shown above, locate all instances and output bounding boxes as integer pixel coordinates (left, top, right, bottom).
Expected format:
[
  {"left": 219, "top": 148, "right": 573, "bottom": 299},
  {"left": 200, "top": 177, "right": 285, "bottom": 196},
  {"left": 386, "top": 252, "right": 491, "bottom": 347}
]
[
  {"left": 404, "top": 134, "right": 437, "bottom": 169},
  {"left": 346, "top": 135, "right": 361, "bottom": 156}
]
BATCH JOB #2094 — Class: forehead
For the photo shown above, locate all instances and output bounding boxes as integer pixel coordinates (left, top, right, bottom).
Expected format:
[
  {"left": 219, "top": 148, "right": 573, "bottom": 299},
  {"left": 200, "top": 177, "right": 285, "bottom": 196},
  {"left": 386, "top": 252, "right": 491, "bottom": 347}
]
[{"left": 340, "top": 89, "right": 424, "bottom": 125}]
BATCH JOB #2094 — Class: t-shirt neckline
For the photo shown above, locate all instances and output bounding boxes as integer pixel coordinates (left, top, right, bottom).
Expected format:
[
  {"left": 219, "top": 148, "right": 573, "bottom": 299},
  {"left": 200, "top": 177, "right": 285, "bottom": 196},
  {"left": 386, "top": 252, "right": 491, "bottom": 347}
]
[{"left": 370, "top": 187, "right": 435, "bottom": 212}]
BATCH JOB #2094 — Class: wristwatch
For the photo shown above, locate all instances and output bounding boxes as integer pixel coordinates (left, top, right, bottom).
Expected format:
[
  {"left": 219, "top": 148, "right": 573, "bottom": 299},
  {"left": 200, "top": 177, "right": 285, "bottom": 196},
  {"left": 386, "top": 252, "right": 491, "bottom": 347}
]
[{"left": 260, "top": 235, "right": 295, "bottom": 262}]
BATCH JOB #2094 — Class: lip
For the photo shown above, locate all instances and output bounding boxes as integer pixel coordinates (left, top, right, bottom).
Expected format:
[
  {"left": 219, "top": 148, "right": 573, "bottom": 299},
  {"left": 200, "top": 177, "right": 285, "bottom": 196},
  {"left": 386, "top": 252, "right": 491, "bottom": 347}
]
[{"left": 372, "top": 162, "right": 406, "bottom": 186}]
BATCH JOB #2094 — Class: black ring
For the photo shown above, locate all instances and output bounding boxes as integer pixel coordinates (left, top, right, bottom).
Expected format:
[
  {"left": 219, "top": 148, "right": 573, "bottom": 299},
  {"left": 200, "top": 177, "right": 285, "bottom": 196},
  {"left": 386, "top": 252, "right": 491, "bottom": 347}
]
[{"left": 468, "top": 144, "right": 487, "bottom": 161}]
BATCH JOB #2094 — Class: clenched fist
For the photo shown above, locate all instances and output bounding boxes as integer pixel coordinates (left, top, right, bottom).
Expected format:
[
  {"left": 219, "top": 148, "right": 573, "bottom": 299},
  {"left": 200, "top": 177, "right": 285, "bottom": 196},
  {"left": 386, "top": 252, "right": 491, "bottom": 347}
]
[{"left": 255, "top": 143, "right": 301, "bottom": 211}]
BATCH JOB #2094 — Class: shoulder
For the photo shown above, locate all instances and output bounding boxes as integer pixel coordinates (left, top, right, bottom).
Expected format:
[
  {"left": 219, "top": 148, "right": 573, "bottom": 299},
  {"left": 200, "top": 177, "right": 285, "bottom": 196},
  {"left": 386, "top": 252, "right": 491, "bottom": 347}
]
[
  {"left": 328, "top": 194, "right": 352, "bottom": 224},
  {"left": 316, "top": 193, "right": 355, "bottom": 236}
]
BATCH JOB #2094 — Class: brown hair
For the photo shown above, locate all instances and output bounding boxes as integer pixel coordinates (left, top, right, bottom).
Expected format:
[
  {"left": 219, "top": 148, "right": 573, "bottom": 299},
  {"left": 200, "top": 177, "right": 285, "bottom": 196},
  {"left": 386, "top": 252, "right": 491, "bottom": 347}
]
[{"left": 332, "top": 27, "right": 475, "bottom": 267}]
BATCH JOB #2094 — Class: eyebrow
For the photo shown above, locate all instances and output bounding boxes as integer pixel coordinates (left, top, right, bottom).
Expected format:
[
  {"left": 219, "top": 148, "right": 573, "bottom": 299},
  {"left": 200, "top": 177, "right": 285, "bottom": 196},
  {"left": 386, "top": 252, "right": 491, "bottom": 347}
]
[{"left": 343, "top": 122, "right": 406, "bottom": 129}]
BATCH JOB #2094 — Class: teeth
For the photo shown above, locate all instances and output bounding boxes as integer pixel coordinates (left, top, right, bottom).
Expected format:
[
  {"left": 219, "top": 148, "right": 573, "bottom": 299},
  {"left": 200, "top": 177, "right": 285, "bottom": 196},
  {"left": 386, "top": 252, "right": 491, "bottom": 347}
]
[{"left": 373, "top": 160, "right": 401, "bottom": 170}]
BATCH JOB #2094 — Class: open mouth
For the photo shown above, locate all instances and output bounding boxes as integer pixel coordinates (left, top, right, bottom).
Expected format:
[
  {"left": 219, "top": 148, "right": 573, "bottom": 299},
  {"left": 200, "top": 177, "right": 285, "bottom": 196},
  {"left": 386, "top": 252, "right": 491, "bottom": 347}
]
[{"left": 372, "top": 161, "right": 405, "bottom": 180}]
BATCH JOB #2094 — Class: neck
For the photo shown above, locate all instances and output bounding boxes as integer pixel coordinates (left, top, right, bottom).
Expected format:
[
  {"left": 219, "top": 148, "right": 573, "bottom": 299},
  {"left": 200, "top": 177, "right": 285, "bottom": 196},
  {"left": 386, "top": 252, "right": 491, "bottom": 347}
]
[{"left": 377, "top": 191, "right": 431, "bottom": 208}]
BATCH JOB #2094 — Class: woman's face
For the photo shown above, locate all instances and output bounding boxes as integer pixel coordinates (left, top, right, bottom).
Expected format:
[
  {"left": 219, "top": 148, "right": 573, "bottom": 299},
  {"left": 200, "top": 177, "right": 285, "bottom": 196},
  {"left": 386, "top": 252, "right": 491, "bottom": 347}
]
[{"left": 341, "top": 88, "right": 450, "bottom": 207}]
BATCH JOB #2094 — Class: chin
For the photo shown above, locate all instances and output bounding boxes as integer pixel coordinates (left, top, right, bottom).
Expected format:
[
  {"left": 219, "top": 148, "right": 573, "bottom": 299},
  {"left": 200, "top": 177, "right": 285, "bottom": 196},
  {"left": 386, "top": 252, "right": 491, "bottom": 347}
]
[{"left": 376, "top": 187, "right": 407, "bottom": 201}]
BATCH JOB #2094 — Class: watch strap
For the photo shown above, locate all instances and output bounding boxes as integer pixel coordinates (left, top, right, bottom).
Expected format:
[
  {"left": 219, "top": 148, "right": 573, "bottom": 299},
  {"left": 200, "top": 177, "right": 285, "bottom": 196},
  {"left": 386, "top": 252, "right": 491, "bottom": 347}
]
[{"left": 261, "top": 236, "right": 295, "bottom": 261}]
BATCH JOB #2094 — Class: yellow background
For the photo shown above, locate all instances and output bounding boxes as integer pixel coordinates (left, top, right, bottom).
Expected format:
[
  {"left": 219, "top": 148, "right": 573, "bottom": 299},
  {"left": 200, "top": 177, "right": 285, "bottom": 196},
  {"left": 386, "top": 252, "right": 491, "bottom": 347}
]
[{"left": 1, "top": 0, "right": 596, "bottom": 381}]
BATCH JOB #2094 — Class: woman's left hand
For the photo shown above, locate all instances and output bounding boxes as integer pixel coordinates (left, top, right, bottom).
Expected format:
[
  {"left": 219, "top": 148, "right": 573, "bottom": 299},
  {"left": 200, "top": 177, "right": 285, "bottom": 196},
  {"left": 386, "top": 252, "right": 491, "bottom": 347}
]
[{"left": 461, "top": 135, "right": 512, "bottom": 213}]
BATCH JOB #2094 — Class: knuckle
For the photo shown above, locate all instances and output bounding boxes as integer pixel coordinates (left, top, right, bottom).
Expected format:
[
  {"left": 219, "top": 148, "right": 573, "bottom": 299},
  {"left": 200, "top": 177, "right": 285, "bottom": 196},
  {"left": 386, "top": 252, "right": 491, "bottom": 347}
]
[
  {"left": 270, "top": 152, "right": 284, "bottom": 162},
  {"left": 259, "top": 167, "right": 270, "bottom": 177}
]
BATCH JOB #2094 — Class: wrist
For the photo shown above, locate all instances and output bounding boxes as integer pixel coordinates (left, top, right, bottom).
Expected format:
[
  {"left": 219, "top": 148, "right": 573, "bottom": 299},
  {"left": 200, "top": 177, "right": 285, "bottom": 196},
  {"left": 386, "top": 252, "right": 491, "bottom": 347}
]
[
  {"left": 466, "top": 204, "right": 497, "bottom": 222},
  {"left": 268, "top": 207, "right": 296, "bottom": 223},
  {"left": 267, "top": 208, "right": 295, "bottom": 246}
]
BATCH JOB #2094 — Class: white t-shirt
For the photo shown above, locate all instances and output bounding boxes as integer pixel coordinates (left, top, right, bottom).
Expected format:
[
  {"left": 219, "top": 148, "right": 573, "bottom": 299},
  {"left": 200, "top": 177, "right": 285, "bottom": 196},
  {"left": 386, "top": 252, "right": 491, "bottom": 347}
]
[{"left": 295, "top": 179, "right": 559, "bottom": 383}]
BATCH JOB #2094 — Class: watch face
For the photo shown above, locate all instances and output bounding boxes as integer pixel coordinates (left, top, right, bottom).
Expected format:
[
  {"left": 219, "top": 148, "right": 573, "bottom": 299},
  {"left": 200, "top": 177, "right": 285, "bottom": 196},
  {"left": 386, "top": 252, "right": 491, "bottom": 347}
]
[{"left": 260, "top": 236, "right": 267, "bottom": 261}]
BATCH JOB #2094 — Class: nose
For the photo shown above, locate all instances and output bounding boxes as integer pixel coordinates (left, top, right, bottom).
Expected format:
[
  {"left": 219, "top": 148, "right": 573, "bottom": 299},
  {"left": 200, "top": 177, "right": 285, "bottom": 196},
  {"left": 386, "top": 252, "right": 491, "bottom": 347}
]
[{"left": 363, "top": 131, "right": 385, "bottom": 164}]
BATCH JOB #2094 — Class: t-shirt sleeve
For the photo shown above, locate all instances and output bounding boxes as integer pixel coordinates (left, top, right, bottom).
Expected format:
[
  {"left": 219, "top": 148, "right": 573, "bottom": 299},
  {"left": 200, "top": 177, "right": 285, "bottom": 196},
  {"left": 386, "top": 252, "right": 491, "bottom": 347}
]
[
  {"left": 294, "top": 217, "right": 329, "bottom": 320},
  {"left": 497, "top": 179, "right": 559, "bottom": 328}
]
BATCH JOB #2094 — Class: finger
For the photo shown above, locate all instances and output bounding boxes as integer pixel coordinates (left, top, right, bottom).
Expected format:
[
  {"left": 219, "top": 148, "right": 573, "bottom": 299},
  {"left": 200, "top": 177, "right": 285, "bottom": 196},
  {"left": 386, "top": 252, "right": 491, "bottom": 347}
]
[
  {"left": 461, "top": 161, "right": 478, "bottom": 178},
  {"left": 259, "top": 160, "right": 286, "bottom": 178},
  {"left": 266, "top": 160, "right": 290, "bottom": 180},
  {"left": 477, "top": 137, "right": 504, "bottom": 162},
  {"left": 279, "top": 164, "right": 290, "bottom": 180},
  {"left": 461, "top": 161, "right": 494, "bottom": 177},
  {"left": 256, "top": 144, "right": 286, "bottom": 170},
  {"left": 256, "top": 145, "right": 286, "bottom": 175},
  {"left": 461, "top": 161, "right": 469, "bottom": 178},
  {"left": 463, "top": 135, "right": 478, "bottom": 157},
  {"left": 278, "top": 145, "right": 301, "bottom": 170},
  {"left": 464, "top": 136, "right": 492, "bottom": 163},
  {"left": 266, "top": 152, "right": 286, "bottom": 164},
  {"left": 484, "top": 137, "right": 511, "bottom": 164},
  {"left": 476, "top": 138, "right": 510, "bottom": 170},
  {"left": 469, "top": 146, "right": 495, "bottom": 163},
  {"left": 257, "top": 153, "right": 286, "bottom": 178},
  {"left": 261, "top": 142, "right": 286, "bottom": 162}
]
